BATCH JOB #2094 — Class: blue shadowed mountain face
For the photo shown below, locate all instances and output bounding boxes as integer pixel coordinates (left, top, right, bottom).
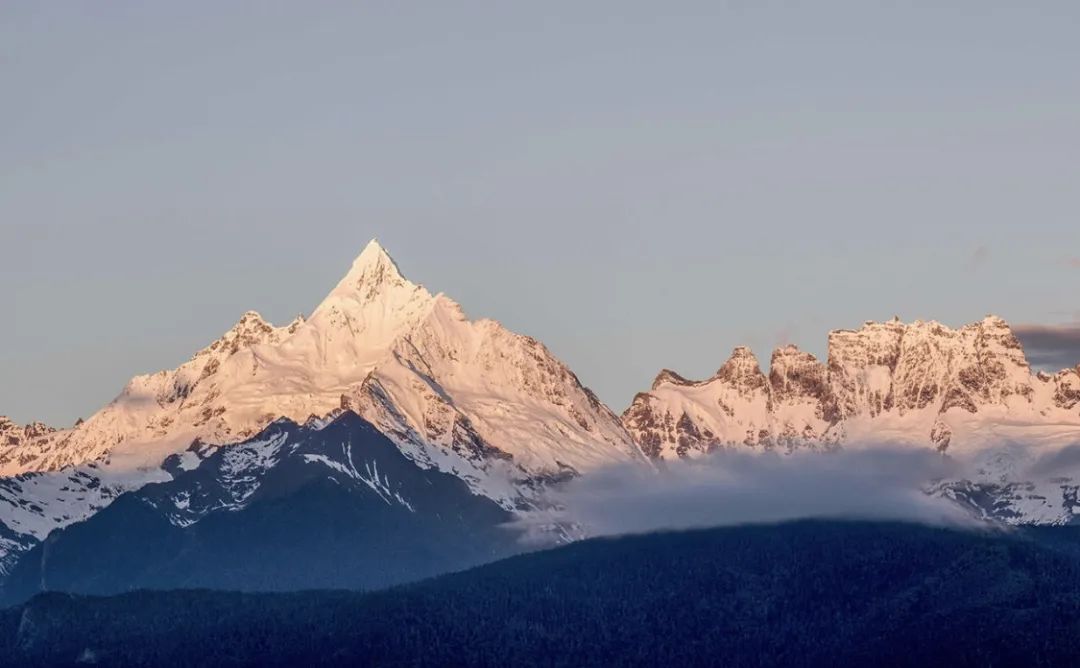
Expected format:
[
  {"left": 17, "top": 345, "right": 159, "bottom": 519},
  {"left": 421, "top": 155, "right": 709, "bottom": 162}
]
[{"left": 0, "top": 412, "right": 524, "bottom": 605}]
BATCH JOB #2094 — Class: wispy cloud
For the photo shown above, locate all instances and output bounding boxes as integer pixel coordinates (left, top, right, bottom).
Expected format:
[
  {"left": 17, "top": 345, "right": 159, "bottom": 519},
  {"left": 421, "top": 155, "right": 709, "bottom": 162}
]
[{"left": 1014, "top": 323, "right": 1080, "bottom": 371}]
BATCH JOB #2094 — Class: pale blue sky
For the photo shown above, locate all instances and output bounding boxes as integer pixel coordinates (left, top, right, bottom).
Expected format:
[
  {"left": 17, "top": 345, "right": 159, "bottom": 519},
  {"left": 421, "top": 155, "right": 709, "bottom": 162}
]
[{"left": 3, "top": 2, "right": 1080, "bottom": 426}]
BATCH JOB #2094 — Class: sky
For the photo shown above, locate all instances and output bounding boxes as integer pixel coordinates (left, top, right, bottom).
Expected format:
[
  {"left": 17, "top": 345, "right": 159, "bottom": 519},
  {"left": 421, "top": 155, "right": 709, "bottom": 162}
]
[{"left": 2, "top": 2, "right": 1080, "bottom": 426}]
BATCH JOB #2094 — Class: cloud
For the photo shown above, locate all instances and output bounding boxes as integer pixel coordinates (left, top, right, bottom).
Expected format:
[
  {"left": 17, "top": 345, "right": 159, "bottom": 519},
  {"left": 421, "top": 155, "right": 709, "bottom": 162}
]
[
  {"left": 1014, "top": 323, "right": 1080, "bottom": 371},
  {"left": 1063, "top": 256, "right": 1080, "bottom": 270},
  {"left": 1024, "top": 444, "right": 1080, "bottom": 478},
  {"left": 519, "top": 447, "right": 976, "bottom": 539}
]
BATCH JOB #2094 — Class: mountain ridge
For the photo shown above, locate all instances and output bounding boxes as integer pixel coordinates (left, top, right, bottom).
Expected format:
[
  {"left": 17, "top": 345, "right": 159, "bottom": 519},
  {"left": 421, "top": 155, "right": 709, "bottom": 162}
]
[
  {"left": 0, "top": 240, "right": 641, "bottom": 479},
  {"left": 623, "top": 314, "right": 1080, "bottom": 459},
  {"left": 0, "top": 240, "right": 640, "bottom": 570},
  {"left": 3, "top": 241, "right": 1080, "bottom": 571}
]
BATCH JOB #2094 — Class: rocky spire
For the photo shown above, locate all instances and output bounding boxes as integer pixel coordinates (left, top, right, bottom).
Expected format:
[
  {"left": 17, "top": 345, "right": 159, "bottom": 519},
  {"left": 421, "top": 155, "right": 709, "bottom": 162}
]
[{"left": 714, "top": 347, "right": 767, "bottom": 394}]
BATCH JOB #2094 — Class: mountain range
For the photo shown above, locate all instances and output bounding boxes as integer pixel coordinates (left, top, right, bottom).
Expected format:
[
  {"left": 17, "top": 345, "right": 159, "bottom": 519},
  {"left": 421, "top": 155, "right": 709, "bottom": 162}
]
[
  {"left": 624, "top": 316, "right": 1080, "bottom": 457},
  {"left": 2, "top": 240, "right": 1080, "bottom": 596}
]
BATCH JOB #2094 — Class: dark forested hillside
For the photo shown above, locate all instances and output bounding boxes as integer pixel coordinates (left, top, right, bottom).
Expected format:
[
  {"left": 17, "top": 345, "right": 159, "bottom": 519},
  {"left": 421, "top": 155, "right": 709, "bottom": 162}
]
[{"left": 2, "top": 521, "right": 1080, "bottom": 667}]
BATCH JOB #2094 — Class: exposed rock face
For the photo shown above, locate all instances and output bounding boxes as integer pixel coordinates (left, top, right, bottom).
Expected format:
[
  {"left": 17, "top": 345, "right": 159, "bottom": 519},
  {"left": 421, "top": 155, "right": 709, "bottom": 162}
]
[
  {"left": 1043, "top": 367, "right": 1080, "bottom": 411},
  {"left": 624, "top": 316, "right": 1080, "bottom": 460},
  {"left": 827, "top": 316, "right": 1034, "bottom": 420},
  {"left": 769, "top": 345, "right": 837, "bottom": 417},
  {"left": 621, "top": 346, "right": 831, "bottom": 459},
  {"left": 0, "top": 418, "right": 56, "bottom": 449},
  {"left": 716, "top": 347, "right": 769, "bottom": 395}
]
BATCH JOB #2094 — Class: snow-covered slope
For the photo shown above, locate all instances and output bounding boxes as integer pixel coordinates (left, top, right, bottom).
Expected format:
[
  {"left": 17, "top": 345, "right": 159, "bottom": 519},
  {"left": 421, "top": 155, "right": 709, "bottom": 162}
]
[
  {"left": 623, "top": 316, "right": 1080, "bottom": 524},
  {"left": 0, "top": 412, "right": 525, "bottom": 604},
  {"left": 0, "top": 242, "right": 430, "bottom": 476},
  {"left": 343, "top": 294, "right": 643, "bottom": 505},
  {"left": 0, "top": 240, "right": 641, "bottom": 562},
  {"left": 0, "top": 462, "right": 169, "bottom": 575}
]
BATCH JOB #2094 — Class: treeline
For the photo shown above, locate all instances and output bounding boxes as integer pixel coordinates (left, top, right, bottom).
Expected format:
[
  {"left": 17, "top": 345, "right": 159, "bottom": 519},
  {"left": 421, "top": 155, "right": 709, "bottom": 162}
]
[{"left": 2, "top": 521, "right": 1080, "bottom": 667}]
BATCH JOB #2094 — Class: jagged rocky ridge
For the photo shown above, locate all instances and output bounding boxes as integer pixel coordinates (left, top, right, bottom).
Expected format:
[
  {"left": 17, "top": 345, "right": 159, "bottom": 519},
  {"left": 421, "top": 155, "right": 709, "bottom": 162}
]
[
  {"left": 624, "top": 345, "right": 838, "bottom": 458},
  {"left": 624, "top": 316, "right": 1080, "bottom": 457},
  {"left": 0, "top": 417, "right": 58, "bottom": 463},
  {"left": 623, "top": 316, "right": 1080, "bottom": 524}
]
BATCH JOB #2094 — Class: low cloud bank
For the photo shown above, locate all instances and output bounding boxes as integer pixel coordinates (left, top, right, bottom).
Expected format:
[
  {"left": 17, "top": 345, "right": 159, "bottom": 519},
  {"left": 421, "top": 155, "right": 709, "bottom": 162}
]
[
  {"left": 521, "top": 447, "right": 981, "bottom": 540},
  {"left": 1023, "top": 443, "right": 1080, "bottom": 478},
  {"left": 1014, "top": 323, "right": 1080, "bottom": 371}
]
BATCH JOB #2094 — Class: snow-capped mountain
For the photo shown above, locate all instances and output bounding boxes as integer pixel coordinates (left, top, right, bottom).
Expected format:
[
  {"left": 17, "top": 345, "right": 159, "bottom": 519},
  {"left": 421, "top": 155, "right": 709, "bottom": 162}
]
[
  {"left": 1, "top": 240, "right": 639, "bottom": 482},
  {"left": 0, "top": 412, "right": 523, "bottom": 604},
  {"left": 623, "top": 316, "right": 1080, "bottom": 523},
  {"left": 5, "top": 239, "right": 1080, "bottom": 581},
  {"left": 0, "top": 240, "right": 642, "bottom": 569},
  {"left": 624, "top": 316, "right": 1080, "bottom": 457}
]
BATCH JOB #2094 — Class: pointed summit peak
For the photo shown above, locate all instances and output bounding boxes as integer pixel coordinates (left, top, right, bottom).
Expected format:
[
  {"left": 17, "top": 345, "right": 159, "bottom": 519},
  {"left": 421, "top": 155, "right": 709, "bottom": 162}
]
[
  {"left": 347, "top": 238, "right": 404, "bottom": 282},
  {"left": 317, "top": 239, "right": 421, "bottom": 310},
  {"left": 355, "top": 237, "right": 394, "bottom": 265},
  {"left": 310, "top": 239, "right": 435, "bottom": 339}
]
